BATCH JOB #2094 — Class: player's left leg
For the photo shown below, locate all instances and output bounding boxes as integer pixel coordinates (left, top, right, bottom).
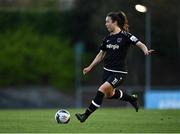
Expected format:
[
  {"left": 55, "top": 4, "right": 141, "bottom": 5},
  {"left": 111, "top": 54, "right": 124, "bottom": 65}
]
[
  {"left": 108, "top": 89, "right": 139, "bottom": 112},
  {"left": 75, "top": 82, "right": 112, "bottom": 123}
]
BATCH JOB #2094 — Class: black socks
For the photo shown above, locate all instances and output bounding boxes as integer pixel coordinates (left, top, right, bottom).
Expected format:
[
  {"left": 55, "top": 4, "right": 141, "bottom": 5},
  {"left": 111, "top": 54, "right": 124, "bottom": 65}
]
[
  {"left": 108, "top": 89, "right": 123, "bottom": 99},
  {"left": 84, "top": 91, "right": 104, "bottom": 117},
  {"left": 109, "top": 89, "right": 134, "bottom": 102},
  {"left": 84, "top": 89, "right": 133, "bottom": 118}
]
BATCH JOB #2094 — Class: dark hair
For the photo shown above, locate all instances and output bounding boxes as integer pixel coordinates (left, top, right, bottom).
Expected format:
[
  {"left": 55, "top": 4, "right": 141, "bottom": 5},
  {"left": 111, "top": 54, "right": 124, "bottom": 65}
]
[{"left": 107, "top": 11, "right": 129, "bottom": 32}]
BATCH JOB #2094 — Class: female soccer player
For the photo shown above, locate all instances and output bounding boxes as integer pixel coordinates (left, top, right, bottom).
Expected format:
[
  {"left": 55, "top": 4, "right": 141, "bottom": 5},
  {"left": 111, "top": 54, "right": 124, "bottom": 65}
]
[{"left": 75, "top": 11, "right": 154, "bottom": 123}]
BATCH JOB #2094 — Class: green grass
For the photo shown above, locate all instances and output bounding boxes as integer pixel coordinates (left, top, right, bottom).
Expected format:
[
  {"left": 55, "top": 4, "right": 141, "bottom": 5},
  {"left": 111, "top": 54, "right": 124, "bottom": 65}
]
[{"left": 0, "top": 108, "right": 179, "bottom": 133}]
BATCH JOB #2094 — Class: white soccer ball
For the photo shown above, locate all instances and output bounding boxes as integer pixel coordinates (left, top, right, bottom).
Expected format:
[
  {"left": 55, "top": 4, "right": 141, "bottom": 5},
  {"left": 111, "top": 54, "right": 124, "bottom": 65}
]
[{"left": 55, "top": 109, "right": 70, "bottom": 124}]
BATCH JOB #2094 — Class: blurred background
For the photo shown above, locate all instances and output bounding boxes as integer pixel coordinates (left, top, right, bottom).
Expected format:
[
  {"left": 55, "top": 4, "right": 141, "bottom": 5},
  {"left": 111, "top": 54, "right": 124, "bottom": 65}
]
[{"left": 0, "top": 0, "right": 179, "bottom": 109}]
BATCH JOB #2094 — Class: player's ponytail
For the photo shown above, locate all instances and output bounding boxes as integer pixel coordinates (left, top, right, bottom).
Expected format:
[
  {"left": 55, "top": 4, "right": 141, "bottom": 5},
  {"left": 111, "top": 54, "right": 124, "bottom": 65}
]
[
  {"left": 117, "top": 11, "right": 129, "bottom": 32},
  {"left": 107, "top": 11, "right": 129, "bottom": 32}
]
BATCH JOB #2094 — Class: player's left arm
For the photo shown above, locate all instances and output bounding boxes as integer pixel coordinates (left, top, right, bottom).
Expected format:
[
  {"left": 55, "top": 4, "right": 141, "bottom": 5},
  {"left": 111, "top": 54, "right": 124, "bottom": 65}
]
[{"left": 136, "top": 41, "right": 154, "bottom": 56}]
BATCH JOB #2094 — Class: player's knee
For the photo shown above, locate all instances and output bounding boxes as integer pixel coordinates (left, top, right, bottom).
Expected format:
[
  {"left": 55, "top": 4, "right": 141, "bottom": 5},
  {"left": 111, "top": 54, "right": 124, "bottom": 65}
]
[
  {"left": 98, "top": 84, "right": 114, "bottom": 98},
  {"left": 106, "top": 90, "right": 115, "bottom": 99}
]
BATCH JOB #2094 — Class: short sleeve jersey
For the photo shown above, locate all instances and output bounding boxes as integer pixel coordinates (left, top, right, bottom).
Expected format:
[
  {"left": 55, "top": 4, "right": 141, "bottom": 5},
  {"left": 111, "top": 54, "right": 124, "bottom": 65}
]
[{"left": 100, "top": 30, "right": 139, "bottom": 73}]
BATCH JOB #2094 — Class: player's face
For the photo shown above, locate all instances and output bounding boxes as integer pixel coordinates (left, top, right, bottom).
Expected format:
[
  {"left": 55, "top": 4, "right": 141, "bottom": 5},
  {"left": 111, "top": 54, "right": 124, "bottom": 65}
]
[{"left": 105, "top": 16, "right": 116, "bottom": 32}]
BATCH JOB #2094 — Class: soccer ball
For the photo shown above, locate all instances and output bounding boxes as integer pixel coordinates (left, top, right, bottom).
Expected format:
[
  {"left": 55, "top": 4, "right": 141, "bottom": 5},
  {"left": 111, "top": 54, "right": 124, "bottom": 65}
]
[{"left": 55, "top": 109, "right": 70, "bottom": 124}]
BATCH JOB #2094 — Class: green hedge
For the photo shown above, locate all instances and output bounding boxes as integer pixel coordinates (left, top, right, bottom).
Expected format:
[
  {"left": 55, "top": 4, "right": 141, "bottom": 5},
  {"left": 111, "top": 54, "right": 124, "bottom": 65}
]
[{"left": 0, "top": 26, "right": 74, "bottom": 89}]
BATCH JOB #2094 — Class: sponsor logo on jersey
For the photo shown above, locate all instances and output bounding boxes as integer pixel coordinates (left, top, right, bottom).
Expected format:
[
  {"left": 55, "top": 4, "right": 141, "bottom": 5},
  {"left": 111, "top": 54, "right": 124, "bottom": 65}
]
[{"left": 106, "top": 44, "right": 119, "bottom": 50}]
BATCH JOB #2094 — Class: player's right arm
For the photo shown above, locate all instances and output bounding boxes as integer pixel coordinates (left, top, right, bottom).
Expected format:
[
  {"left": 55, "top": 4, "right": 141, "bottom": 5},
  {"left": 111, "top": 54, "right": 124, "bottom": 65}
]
[{"left": 83, "top": 50, "right": 106, "bottom": 75}]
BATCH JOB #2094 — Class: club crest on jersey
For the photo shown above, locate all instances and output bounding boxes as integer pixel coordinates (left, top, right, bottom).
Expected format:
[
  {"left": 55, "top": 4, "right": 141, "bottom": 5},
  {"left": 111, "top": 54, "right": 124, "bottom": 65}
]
[
  {"left": 117, "top": 38, "right": 122, "bottom": 43},
  {"left": 106, "top": 44, "right": 119, "bottom": 50}
]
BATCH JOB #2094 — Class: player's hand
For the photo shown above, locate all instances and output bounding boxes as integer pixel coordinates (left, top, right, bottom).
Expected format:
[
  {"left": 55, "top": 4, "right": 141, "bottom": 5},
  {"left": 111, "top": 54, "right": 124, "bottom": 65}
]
[
  {"left": 83, "top": 66, "right": 92, "bottom": 75},
  {"left": 144, "top": 49, "right": 154, "bottom": 56}
]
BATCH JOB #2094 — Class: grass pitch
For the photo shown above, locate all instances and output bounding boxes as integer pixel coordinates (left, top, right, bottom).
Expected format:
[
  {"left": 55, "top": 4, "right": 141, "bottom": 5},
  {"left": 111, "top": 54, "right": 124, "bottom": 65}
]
[{"left": 0, "top": 108, "right": 179, "bottom": 133}]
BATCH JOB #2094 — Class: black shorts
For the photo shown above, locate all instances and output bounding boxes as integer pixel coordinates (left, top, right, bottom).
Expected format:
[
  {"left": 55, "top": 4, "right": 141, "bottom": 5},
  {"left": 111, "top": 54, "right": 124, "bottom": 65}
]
[{"left": 102, "top": 70, "right": 127, "bottom": 88}]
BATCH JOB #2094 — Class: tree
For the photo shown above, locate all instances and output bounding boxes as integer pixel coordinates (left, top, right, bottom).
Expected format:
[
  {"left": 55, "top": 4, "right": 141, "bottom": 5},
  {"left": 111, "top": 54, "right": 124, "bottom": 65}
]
[{"left": 0, "top": 26, "right": 74, "bottom": 89}]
